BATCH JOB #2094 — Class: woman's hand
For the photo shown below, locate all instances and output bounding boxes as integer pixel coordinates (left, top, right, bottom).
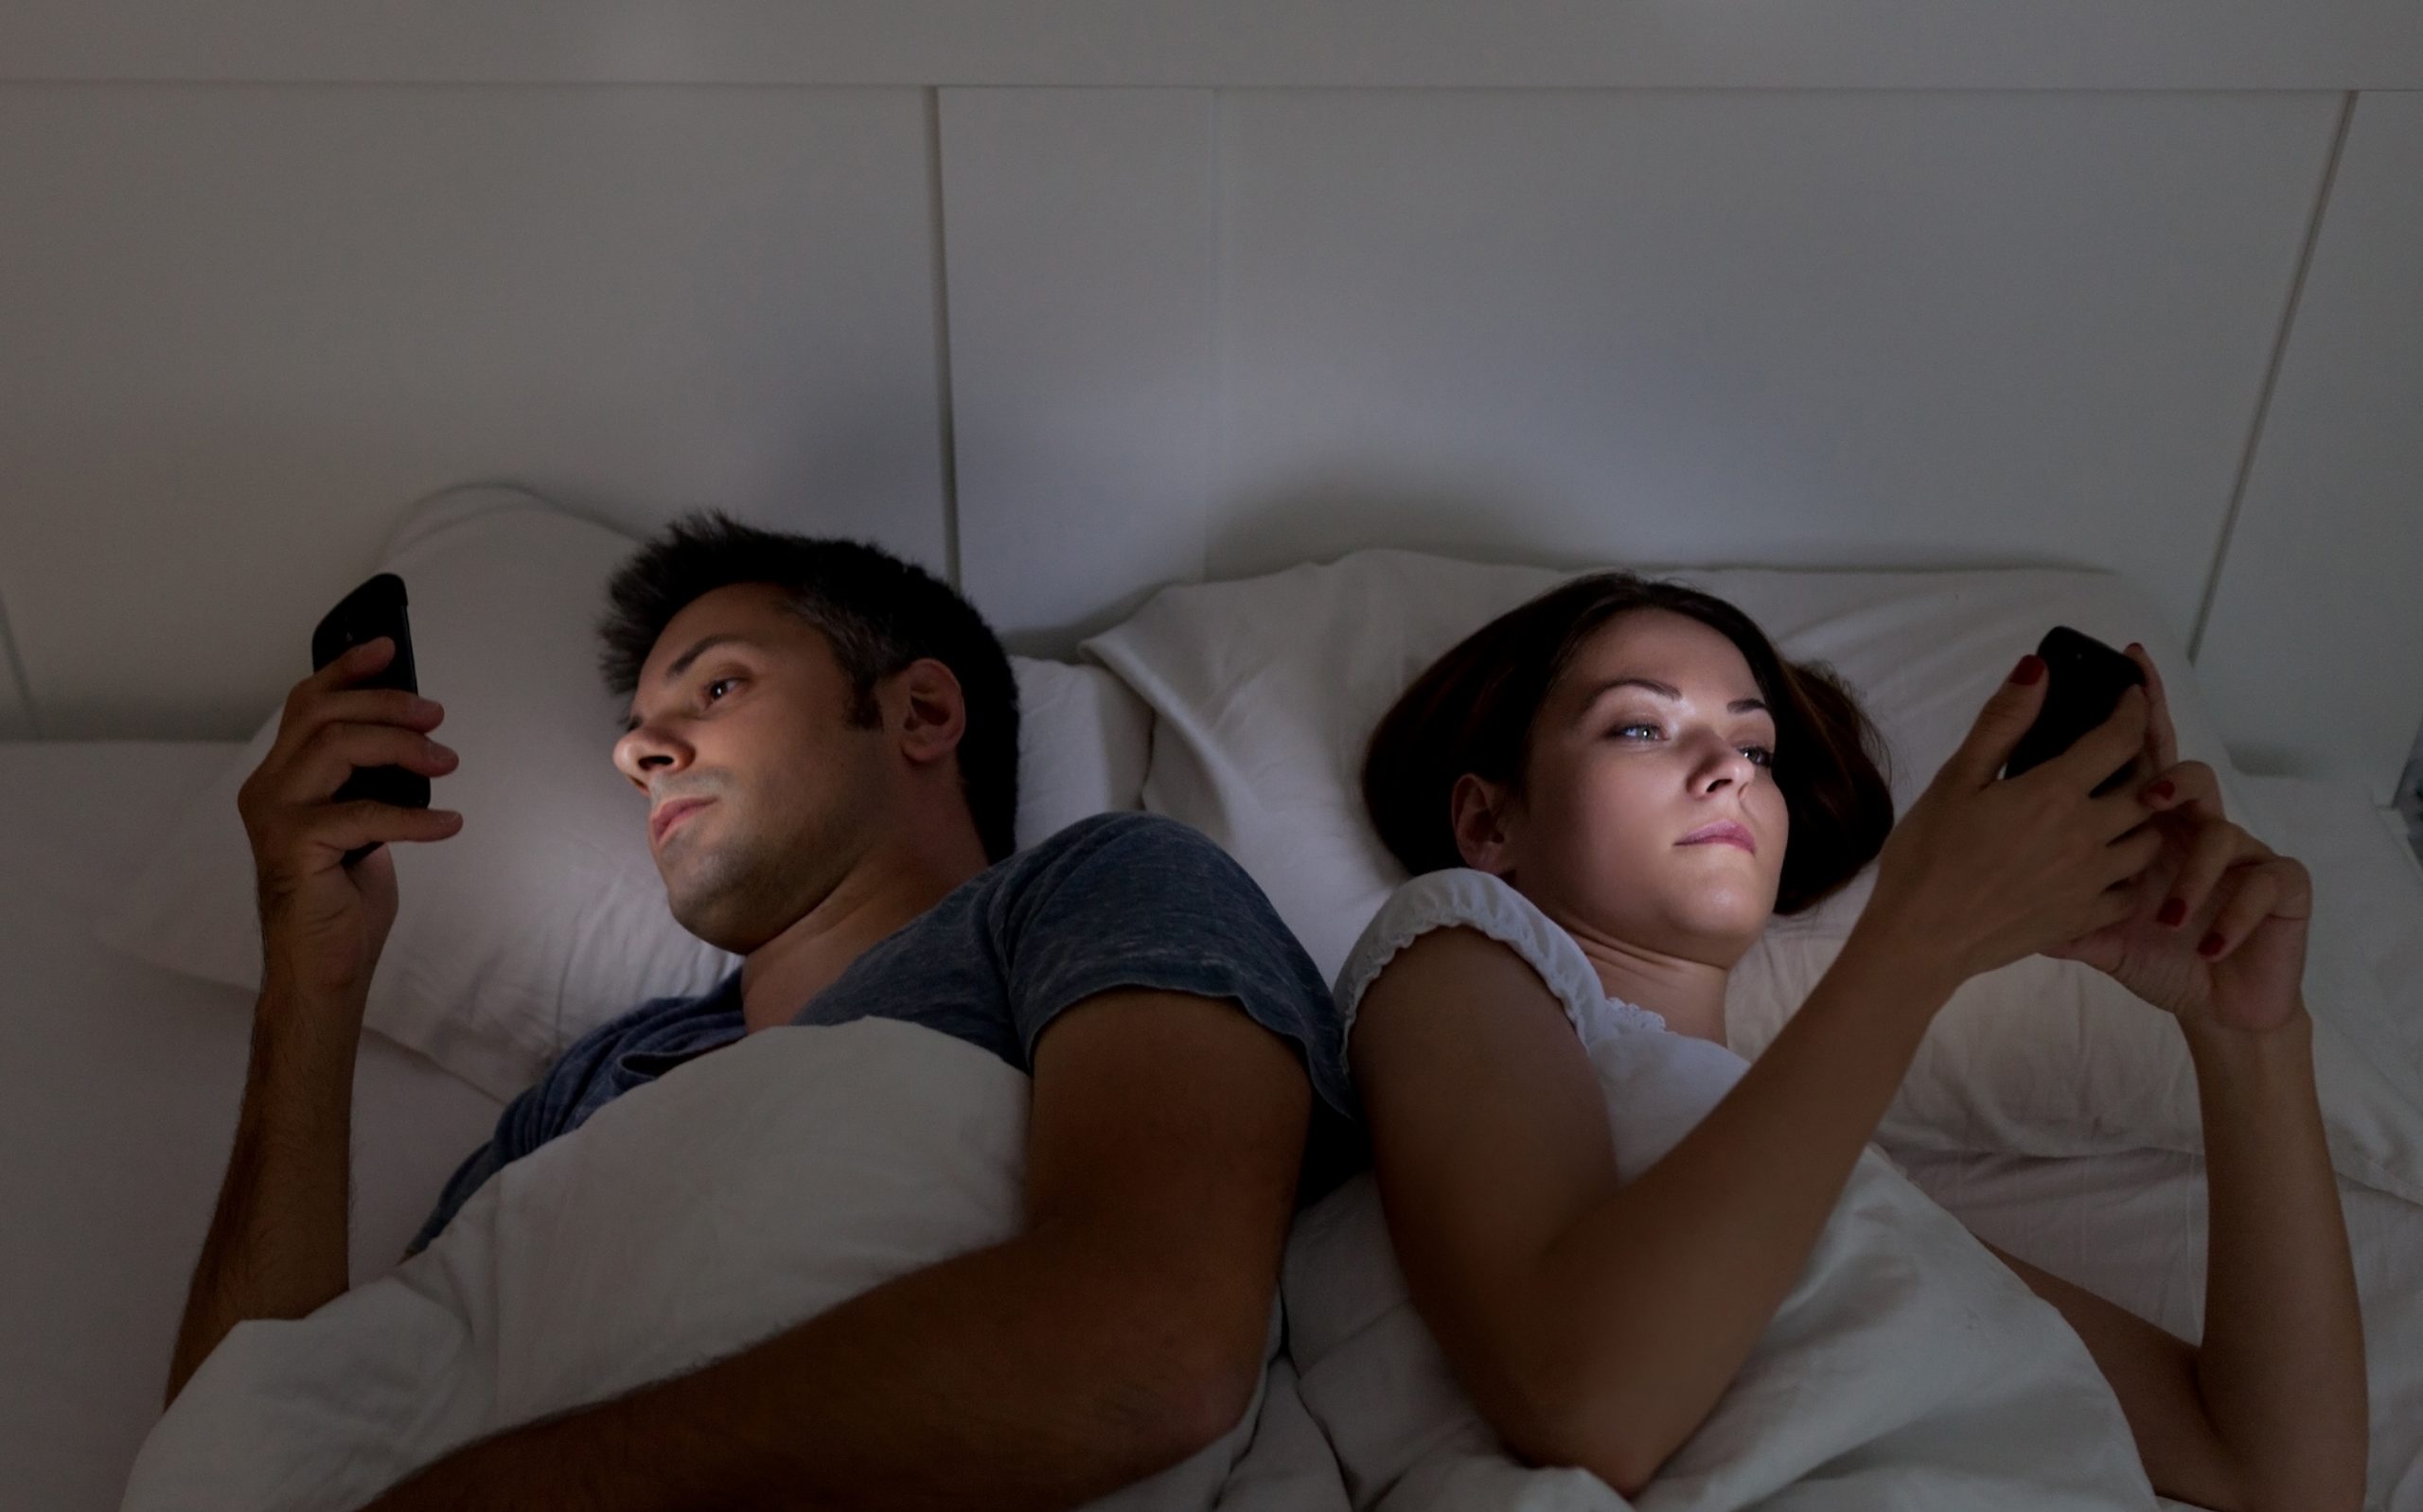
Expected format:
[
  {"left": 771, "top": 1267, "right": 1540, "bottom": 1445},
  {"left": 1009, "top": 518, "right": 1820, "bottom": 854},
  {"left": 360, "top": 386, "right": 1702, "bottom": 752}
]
[
  {"left": 2043, "top": 646, "right": 2310, "bottom": 1034},
  {"left": 1857, "top": 652, "right": 2168, "bottom": 991}
]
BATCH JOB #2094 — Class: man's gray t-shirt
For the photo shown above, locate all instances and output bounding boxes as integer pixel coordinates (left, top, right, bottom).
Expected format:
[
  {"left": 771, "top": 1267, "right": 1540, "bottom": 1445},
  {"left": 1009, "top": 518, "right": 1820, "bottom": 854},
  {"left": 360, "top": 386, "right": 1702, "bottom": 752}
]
[{"left": 410, "top": 812, "right": 1356, "bottom": 1254}]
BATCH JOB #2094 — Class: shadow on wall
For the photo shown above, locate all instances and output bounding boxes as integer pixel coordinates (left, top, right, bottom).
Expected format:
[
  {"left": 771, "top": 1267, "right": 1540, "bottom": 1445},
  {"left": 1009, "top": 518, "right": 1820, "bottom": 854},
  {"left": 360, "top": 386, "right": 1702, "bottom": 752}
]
[
  {"left": 998, "top": 483, "right": 1614, "bottom": 660},
  {"left": 1203, "top": 475, "right": 2115, "bottom": 587},
  {"left": 1006, "top": 476, "right": 2125, "bottom": 662},
  {"left": 1206, "top": 483, "right": 1617, "bottom": 585}
]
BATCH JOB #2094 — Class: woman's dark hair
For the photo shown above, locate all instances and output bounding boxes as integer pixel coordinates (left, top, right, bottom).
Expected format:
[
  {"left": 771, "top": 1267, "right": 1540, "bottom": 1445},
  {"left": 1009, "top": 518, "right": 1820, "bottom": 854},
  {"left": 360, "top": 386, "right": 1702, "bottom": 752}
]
[
  {"left": 599, "top": 512, "right": 1020, "bottom": 864},
  {"left": 1362, "top": 572, "right": 1894, "bottom": 916}
]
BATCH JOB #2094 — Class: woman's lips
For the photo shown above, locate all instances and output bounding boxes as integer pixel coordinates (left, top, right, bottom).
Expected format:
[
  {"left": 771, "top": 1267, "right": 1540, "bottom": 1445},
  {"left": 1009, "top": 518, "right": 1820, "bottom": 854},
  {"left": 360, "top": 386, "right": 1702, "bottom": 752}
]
[
  {"left": 1676, "top": 820, "right": 1756, "bottom": 854},
  {"left": 650, "top": 798, "right": 712, "bottom": 847}
]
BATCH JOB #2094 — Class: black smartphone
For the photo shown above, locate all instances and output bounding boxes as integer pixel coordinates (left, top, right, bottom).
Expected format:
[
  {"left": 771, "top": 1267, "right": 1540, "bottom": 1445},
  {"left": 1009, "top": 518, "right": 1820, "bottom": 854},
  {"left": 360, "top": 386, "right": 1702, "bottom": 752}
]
[
  {"left": 310, "top": 572, "right": 430, "bottom": 864},
  {"left": 2002, "top": 625, "right": 2148, "bottom": 797}
]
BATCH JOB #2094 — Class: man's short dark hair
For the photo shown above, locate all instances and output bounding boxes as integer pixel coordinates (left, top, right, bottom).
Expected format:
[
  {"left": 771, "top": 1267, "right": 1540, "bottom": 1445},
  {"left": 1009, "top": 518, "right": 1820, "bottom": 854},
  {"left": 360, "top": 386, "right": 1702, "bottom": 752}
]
[{"left": 599, "top": 512, "right": 1020, "bottom": 863}]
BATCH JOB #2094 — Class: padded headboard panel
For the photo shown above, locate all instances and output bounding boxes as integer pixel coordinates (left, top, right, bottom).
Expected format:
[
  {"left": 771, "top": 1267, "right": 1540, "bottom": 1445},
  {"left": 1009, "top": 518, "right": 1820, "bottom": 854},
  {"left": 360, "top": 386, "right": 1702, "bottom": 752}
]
[{"left": 1, "top": 7, "right": 2416, "bottom": 799}]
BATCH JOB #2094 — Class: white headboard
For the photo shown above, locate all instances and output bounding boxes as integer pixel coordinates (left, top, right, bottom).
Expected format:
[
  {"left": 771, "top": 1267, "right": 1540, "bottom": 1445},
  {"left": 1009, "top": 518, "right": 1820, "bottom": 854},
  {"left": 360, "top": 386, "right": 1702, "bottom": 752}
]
[{"left": 2, "top": 6, "right": 2416, "bottom": 802}]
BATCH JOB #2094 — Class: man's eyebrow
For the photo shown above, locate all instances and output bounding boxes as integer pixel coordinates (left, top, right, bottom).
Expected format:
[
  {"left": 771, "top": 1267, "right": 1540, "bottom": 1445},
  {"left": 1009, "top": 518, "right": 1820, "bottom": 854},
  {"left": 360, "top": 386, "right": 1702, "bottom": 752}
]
[
  {"left": 623, "top": 633, "right": 755, "bottom": 732},
  {"left": 1574, "top": 677, "right": 1769, "bottom": 724}
]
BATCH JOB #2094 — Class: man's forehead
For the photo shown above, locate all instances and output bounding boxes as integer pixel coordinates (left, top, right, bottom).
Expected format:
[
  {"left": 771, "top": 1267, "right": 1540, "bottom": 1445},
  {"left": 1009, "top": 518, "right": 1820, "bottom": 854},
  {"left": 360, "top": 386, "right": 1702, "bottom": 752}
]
[{"left": 641, "top": 584, "right": 801, "bottom": 669}]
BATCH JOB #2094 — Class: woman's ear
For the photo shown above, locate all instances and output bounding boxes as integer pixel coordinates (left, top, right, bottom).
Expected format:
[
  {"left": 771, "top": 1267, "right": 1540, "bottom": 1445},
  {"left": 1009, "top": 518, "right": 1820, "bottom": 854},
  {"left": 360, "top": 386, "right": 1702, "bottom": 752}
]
[
  {"left": 888, "top": 658, "right": 967, "bottom": 766},
  {"left": 1449, "top": 773, "right": 1518, "bottom": 877}
]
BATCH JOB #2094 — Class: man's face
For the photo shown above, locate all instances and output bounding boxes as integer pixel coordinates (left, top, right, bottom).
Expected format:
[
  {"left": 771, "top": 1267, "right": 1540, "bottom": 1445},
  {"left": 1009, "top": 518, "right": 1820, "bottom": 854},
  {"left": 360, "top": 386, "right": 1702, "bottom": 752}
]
[{"left": 611, "top": 583, "right": 889, "bottom": 953}]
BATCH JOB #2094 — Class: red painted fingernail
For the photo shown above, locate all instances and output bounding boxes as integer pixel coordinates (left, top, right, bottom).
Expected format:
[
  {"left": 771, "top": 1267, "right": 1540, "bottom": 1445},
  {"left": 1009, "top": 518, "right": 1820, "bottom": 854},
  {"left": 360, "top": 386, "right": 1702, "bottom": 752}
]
[
  {"left": 2011, "top": 654, "right": 2046, "bottom": 686},
  {"left": 2198, "top": 930, "right": 2226, "bottom": 958},
  {"left": 2157, "top": 898, "right": 2187, "bottom": 927},
  {"left": 2146, "top": 780, "right": 2176, "bottom": 803}
]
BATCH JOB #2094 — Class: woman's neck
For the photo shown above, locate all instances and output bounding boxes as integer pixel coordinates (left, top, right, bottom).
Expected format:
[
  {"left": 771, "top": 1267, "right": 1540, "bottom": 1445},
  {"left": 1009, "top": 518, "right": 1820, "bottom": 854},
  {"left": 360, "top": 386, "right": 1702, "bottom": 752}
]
[{"left": 1554, "top": 915, "right": 1733, "bottom": 1046}]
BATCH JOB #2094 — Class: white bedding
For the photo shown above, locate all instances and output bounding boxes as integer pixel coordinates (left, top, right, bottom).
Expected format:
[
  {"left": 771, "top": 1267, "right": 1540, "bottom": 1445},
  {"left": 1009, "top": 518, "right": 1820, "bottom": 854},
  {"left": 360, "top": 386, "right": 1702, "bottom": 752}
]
[
  {"left": 123, "top": 1019, "right": 1267, "bottom": 1512},
  {"left": 8, "top": 743, "right": 2420, "bottom": 1509},
  {"left": 1898, "top": 1143, "right": 2423, "bottom": 1512},
  {"left": 0, "top": 744, "right": 500, "bottom": 1512}
]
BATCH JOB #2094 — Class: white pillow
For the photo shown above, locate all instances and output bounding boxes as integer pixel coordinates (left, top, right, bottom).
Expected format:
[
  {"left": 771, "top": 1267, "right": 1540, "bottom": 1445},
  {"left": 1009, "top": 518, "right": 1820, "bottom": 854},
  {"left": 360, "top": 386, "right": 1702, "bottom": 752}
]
[
  {"left": 1084, "top": 548, "right": 2423, "bottom": 1203},
  {"left": 95, "top": 489, "right": 1151, "bottom": 1101}
]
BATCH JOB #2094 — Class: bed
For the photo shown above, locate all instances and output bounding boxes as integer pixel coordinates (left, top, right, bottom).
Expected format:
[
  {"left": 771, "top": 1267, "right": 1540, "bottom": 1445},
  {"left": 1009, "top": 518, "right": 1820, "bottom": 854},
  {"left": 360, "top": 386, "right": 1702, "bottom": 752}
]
[
  {"left": 9, "top": 726, "right": 2423, "bottom": 1509},
  {"left": 5, "top": 10, "right": 2421, "bottom": 1508}
]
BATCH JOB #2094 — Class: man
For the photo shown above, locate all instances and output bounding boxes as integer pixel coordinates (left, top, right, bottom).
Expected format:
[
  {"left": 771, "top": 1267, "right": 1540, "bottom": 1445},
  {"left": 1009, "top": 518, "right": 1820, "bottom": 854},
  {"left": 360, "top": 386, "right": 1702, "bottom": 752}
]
[{"left": 165, "top": 514, "right": 1357, "bottom": 1510}]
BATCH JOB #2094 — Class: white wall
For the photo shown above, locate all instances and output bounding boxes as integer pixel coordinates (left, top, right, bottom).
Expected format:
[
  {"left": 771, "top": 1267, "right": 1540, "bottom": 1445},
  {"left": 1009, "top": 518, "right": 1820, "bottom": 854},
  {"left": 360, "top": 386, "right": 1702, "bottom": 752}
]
[
  {"left": 2193, "top": 91, "right": 2423, "bottom": 800},
  {"left": 0, "top": 84, "right": 946, "bottom": 737},
  {"left": 0, "top": 11, "right": 2415, "bottom": 791},
  {"left": 4, "top": 2, "right": 2419, "bottom": 88},
  {"left": 942, "top": 87, "right": 2341, "bottom": 640}
]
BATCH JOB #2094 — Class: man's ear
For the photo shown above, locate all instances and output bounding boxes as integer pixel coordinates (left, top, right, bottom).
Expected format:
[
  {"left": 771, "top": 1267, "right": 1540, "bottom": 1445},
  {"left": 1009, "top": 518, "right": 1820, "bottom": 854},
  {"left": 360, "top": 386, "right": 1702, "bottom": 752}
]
[
  {"left": 1448, "top": 773, "right": 1519, "bottom": 877},
  {"left": 888, "top": 658, "right": 967, "bottom": 766}
]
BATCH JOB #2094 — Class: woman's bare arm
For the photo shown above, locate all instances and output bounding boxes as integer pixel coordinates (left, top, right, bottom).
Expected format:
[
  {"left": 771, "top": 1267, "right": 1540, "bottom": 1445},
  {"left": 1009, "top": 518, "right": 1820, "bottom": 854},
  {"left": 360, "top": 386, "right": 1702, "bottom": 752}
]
[
  {"left": 1353, "top": 915, "right": 1954, "bottom": 1494},
  {"left": 1990, "top": 1010, "right": 2365, "bottom": 1512},
  {"left": 2007, "top": 647, "right": 2368, "bottom": 1512}
]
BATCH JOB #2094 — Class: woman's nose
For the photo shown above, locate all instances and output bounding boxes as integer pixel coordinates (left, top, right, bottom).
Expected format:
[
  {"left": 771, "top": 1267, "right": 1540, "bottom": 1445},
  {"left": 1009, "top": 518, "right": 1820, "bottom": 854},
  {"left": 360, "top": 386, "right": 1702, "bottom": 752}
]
[{"left": 1690, "top": 732, "right": 1754, "bottom": 792}]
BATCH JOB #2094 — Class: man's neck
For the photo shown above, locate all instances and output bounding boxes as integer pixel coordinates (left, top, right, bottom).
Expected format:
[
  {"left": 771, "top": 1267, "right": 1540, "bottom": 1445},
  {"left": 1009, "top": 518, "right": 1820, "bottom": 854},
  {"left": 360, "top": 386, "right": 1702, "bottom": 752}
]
[{"left": 736, "top": 836, "right": 988, "bottom": 1034}]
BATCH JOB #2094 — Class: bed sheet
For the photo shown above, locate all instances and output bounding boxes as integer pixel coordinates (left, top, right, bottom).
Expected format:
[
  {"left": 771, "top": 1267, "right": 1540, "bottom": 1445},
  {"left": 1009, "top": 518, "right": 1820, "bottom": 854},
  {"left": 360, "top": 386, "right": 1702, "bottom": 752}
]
[
  {"left": 2241, "top": 773, "right": 2423, "bottom": 1082},
  {"left": 1901, "top": 773, "right": 2423, "bottom": 1512},
  {"left": 1898, "top": 1142, "right": 2423, "bottom": 1512},
  {"left": 0, "top": 742, "right": 503, "bottom": 1512}
]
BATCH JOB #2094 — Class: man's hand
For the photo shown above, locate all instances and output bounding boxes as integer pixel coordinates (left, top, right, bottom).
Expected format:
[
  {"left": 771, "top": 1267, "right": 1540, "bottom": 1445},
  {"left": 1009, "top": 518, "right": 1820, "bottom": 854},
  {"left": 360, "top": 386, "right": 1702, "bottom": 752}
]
[{"left": 237, "top": 633, "right": 462, "bottom": 1006}]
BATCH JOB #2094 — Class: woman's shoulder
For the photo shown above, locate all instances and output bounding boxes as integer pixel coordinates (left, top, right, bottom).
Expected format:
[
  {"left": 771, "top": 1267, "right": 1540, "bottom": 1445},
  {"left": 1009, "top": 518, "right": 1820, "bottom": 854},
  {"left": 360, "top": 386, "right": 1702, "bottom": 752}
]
[{"left": 1335, "top": 869, "right": 1618, "bottom": 1047}]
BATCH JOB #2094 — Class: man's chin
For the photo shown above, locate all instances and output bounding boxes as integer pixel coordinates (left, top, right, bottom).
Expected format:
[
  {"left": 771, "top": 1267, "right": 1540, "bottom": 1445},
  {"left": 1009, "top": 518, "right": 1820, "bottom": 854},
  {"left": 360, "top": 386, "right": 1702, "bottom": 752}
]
[
  {"left": 665, "top": 896, "right": 759, "bottom": 956},
  {"left": 661, "top": 858, "right": 757, "bottom": 953}
]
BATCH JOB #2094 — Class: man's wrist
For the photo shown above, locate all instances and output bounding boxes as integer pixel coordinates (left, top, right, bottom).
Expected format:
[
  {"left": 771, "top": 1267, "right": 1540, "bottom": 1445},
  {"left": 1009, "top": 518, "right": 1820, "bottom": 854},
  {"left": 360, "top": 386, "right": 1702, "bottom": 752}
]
[{"left": 254, "top": 970, "right": 371, "bottom": 1065}]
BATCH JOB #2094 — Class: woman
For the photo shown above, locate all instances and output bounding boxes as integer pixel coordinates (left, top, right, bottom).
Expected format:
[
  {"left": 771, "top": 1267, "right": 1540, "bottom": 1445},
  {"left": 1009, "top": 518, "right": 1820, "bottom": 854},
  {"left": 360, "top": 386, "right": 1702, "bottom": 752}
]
[{"left": 1342, "top": 573, "right": 2366, "bottom": 1510}]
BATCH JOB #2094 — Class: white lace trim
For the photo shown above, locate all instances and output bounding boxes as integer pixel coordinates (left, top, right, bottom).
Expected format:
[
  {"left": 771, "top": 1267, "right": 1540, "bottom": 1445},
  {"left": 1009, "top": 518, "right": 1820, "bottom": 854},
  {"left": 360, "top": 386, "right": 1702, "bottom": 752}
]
[{"left": 1334, "top": 869, "right": 1670, "bottom": 1055}]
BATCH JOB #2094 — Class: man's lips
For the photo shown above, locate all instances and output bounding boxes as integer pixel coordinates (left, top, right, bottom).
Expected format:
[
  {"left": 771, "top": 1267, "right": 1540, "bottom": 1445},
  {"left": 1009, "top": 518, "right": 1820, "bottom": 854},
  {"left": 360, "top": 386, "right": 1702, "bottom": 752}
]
[
  {"left": 650, "top": 798, "right": 712, "bottom": 847},
  {"left": 1676, "top": 820, "right": 1756, "bottom": 854}
]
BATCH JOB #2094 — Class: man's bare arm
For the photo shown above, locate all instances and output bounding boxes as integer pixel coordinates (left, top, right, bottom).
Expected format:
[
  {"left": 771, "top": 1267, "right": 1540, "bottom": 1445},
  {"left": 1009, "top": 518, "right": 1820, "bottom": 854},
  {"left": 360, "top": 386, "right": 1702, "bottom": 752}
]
[
  {"left": 365, "top": 986, "right": 1312, "bottom": 1511},
  {"left": 166, "top": 982, "right": 362, "bottom": 1403},
  {"left": 164, "top": 637, "right": 462, "bottom": 1405}
]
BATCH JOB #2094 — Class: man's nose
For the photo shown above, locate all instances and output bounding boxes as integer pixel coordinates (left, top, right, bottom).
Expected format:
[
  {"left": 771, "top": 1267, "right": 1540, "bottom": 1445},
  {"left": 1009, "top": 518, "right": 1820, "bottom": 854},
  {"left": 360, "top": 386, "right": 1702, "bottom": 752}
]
[{"left": 617, "top": 722, "right": 692, "bottom": 782}]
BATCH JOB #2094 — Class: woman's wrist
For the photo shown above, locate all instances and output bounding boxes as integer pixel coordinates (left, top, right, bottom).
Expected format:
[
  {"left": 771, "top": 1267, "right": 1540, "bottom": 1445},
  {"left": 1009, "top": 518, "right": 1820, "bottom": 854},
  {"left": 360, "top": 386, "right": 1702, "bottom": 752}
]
[
  {"left": 2179, "top": 999, "right": 2316, "bottom": 1081},
  {"left": 1830, "top": 911, "right": 1967, "bottom": 1030}
]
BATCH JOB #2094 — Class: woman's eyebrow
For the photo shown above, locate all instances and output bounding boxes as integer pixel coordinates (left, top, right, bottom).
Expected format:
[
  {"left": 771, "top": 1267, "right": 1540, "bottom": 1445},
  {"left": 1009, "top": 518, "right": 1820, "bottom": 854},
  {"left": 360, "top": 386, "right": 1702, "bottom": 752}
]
[{"left": 1575, "top": 677, "right": 1769, "bottom": 723}]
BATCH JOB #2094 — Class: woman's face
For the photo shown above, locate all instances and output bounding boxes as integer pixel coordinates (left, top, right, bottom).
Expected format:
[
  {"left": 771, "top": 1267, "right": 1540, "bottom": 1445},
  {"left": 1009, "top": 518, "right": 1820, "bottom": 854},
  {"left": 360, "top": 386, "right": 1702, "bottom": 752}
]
[{"left": 1457, "top": 608, "right": 1788, "bottom": 964}]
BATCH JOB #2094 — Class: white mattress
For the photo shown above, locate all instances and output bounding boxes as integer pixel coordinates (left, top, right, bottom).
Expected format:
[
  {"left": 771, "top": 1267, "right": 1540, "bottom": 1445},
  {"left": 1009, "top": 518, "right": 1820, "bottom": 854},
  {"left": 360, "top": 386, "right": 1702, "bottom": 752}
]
[{"left": 6, "top": 744, "right": 2419, "bottom": 1510}]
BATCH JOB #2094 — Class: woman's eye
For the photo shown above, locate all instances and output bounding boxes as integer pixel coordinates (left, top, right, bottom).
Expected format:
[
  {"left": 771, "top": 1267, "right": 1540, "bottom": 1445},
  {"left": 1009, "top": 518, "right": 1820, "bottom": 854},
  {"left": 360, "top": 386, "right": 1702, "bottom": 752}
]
[
  {"left": 1742, "top": 745, "right": 1776, "bottom": 768},
  {"left": 1615, "top": 723, "right": 1661, "bottom": 741},
  {"left": 704, "top": 677, "right": 739, "bottom": 703}
]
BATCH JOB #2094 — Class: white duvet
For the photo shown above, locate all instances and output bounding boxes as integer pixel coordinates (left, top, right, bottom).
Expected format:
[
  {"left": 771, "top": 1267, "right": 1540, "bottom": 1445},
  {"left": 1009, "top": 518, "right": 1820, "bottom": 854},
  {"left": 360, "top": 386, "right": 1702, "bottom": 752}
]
[
  {"left": 1283, "top": 870, "right": 2161, "bottom": 1511},
  {"left": 122, "top": 1019, "right": 1271, "bottom": 1512}
]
